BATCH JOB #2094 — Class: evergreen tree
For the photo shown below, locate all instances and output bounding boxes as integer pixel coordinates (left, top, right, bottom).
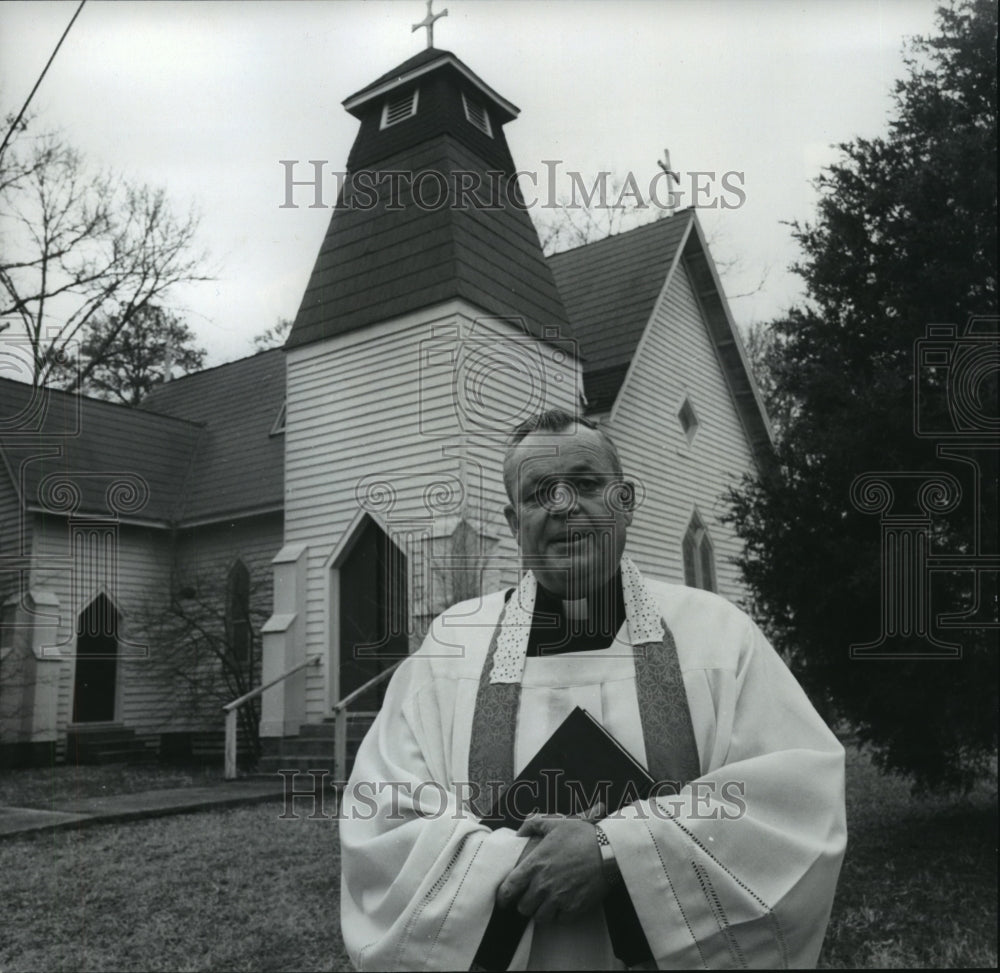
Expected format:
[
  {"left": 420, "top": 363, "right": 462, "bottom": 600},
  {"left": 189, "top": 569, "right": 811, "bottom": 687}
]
[{"left": 726, "top": 0, "right": 997, "bottom": 792}]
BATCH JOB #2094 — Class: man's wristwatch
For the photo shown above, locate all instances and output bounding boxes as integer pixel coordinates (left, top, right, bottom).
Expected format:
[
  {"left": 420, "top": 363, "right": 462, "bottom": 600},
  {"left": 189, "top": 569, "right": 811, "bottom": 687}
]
[{"left": 594, "top": 824, "right": 623, "bottom": 887}]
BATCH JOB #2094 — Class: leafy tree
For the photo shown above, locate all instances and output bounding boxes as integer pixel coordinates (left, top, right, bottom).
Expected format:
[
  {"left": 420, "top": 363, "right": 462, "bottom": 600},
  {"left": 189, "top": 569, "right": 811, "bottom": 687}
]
[
  {"left": 740, "top": 321, "right": 793, "bottom": 435},
  {"left": 50, "top": 304, "right": 206, "bottom": 405},
  {"left": 725, "top": 0, "right": 997, "bottom": 792},
  {"left": 0, "top": 118, "right": 209, "bottom": 387}
]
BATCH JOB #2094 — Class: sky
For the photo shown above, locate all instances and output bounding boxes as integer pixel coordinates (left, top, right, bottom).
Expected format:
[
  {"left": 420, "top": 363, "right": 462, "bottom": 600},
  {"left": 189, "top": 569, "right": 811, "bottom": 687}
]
[{"left": 0, "top": 0, "right": 945, "bottom": 367}]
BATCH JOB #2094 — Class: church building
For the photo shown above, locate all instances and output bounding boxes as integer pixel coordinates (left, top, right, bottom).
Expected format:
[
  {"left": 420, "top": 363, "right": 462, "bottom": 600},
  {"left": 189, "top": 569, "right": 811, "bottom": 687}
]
[{"left": 0, "top": 41, "right": 770, "bottom": 769}]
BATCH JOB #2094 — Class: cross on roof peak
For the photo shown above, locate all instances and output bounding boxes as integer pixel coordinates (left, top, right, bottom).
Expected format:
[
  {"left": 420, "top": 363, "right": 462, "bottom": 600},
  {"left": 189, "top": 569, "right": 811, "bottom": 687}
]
[
  {"left": 412, "top": 0, "right": 448, "bottom": 50},
  {"left": 658, "top": 148, "right": 680, "bottom": 217},
  {"left": 657, "top": 148, "right": 679, "bottom": 181}
]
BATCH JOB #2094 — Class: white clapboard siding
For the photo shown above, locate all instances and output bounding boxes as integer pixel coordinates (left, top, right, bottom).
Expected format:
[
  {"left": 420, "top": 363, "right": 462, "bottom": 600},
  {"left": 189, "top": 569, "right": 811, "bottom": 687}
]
[
  {"left": 0, "top": 472, "right": 29, "bottom": 604},
  {"left": 608, "top": 258, "right": 755, "bottom": 603},
  {"left": 456, "top": 310, "right": 581, "bottom": 596},
  {"left": 117, "top": 514, "right": 285, "bottom": 734},
  {"left": 24, "top": 513, "right": 284, "bottom": 741},
  {"left": 174, "top": 515, "right": 282, "bottom": 589},
  {"left": 285, "top": 300, "right": 581, "bottom": 720},
  {"left": 27, "top": 515, "right": 172, "bottom": 741}
]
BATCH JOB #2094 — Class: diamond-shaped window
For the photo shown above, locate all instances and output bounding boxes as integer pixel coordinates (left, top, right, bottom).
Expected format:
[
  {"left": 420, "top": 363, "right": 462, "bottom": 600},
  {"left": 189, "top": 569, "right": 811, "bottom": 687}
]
[{"left": 678, "top": 397, "right": 699, "bottom": 443}]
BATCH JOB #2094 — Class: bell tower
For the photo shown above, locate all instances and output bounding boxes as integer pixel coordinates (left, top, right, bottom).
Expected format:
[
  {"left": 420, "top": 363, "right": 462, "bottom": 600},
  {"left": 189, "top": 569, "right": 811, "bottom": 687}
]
[{"left": 285, "top": 46, "right": 572, "bottom": 351}]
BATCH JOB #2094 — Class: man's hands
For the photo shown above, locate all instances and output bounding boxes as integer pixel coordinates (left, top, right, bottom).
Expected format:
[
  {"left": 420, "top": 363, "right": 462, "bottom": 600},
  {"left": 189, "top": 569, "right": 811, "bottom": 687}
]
[{"left": 496, "top": 814, "right": 608, "bottom": 924}]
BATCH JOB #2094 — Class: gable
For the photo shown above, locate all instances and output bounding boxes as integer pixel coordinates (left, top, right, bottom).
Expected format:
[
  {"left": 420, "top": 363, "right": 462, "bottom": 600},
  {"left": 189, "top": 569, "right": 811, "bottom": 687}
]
[
  {"left": 606, "top": 257, "right": 758, "bottom": 599},
  {"left": 547, "top": 212, "right": 691, "bottom": 412},
  {"left": 547, "top": 211, "right": 772, "bottom": 465}
]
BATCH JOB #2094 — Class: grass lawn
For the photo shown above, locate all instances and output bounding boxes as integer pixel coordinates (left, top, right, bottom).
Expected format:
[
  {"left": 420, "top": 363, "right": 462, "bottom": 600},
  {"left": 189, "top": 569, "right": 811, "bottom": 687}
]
[
  {"left": 0, "top": 745, "right": 995, "bottom": 971},
  {"left": 1, "top": 798, "right": 349, "bottom": 972},
  {"left": 820, "top": 745, "right": 997, "bottom": 969}
]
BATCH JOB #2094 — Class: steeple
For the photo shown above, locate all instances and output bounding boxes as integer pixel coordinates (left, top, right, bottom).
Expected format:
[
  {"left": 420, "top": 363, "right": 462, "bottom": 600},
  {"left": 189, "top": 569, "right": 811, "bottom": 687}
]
[{"left": 286, "top": 48, "right": 572, "bottom": 351}]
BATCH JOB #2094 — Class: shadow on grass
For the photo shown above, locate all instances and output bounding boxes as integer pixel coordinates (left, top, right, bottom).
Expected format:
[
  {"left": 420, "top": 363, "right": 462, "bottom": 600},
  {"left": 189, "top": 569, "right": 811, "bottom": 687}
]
[{"left": 0, "top": 762, "right": 225, "bottom": 809}]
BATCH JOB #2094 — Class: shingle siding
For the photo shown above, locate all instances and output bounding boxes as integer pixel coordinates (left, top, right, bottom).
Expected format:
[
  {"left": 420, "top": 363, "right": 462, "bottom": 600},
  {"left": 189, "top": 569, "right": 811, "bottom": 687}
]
[{"left": 287, "top": 135, "right": 571, "bottom": 350}]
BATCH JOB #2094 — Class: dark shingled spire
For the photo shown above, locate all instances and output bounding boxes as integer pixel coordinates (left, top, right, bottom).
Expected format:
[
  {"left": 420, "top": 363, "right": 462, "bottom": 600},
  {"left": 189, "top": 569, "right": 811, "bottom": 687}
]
[{"left": 285, "top": 49, "right": 573, "bottom": 351}]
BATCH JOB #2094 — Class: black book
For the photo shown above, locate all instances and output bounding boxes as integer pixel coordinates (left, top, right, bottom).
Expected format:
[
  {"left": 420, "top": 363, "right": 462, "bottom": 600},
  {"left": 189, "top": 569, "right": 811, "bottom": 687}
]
[{"left": 473, "top": 707, "right": 657, "bottom": 971}]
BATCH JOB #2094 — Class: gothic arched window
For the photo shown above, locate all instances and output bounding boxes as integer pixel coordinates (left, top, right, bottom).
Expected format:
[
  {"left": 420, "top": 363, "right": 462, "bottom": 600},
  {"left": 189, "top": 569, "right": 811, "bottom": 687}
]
[{"left": 682, "top": 512, "right": 716, "bottom": 592}]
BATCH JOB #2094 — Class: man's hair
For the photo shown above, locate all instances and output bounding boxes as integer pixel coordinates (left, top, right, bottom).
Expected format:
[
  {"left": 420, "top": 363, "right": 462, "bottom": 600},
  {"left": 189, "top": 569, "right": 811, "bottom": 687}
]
[{"left": 502, "top": 408, "right": 624, "bottom": 502}]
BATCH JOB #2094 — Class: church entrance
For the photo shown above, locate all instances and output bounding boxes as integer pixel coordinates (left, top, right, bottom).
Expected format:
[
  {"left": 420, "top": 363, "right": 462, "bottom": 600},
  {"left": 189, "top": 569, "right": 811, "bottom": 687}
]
[
  {"left": 72, "top": 594, "right": 119, "bottom": 723},
  {"left": 338, "top": 517, "right": 408, "bottom": 711}
]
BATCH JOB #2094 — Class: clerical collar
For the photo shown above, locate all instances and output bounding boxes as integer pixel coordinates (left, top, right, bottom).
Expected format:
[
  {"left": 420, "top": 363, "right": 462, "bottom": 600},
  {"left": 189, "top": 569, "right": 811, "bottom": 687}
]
[{"left": 526, "top": 571, "right": 626, "bottom": 656}]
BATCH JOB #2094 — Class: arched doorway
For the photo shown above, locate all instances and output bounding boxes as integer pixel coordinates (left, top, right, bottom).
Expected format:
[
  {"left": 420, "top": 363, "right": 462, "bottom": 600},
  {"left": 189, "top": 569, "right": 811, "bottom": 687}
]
[
  {"left": 72, "top": 593, "right": 119, "bottom": 723},
  {"left": 338, "top": 517, "right": 408, "bottom": 710}
]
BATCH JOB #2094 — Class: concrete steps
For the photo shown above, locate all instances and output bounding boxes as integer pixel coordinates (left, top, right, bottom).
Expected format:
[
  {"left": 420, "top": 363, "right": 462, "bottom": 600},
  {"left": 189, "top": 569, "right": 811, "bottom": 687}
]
[
  {"left": 66, "top": 724, "right": 156, "bottom": 765},
  {"left": 256, "top": 714, "right": 375, "bottom": 778}
]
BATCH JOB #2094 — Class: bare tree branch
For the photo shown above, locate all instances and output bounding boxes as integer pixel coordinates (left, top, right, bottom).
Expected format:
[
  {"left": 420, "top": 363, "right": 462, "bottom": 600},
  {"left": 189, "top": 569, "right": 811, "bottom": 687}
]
[{"left": 1, "top": 122, "right": 212, "bottom": 387}]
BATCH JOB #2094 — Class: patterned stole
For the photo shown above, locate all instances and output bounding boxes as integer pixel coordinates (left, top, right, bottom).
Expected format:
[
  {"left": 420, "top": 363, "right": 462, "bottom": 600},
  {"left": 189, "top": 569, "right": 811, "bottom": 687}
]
[{"left": 467, "top": 556, "right": 701, "bottom": 817}]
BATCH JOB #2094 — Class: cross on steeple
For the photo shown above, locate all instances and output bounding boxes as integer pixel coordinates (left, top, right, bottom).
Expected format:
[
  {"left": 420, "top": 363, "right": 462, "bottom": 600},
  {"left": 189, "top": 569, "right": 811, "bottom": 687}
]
[{"left": 412, "top": 0, "right": 448, "bottom": 49}]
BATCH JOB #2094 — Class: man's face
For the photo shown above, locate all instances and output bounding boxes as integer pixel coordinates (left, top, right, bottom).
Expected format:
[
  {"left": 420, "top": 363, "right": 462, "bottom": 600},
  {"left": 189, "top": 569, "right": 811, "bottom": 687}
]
[{"left": 503, "top": 424, "right": 633, "bottom": 598}]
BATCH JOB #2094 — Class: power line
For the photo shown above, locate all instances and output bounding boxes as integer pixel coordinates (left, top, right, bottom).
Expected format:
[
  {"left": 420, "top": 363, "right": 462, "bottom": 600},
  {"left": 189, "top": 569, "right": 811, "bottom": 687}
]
[{"left": 0, "top": 0, "right": 87, "bottom": 161}]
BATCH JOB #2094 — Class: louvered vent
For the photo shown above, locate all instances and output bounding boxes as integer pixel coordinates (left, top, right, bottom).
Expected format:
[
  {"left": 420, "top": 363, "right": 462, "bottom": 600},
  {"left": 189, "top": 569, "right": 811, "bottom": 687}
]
[
  {"left": 462, "top": 92, "right": 493, "bottom": 137},
  {"left": 380, "top": 88, "right": 419, "bottom": 129}
]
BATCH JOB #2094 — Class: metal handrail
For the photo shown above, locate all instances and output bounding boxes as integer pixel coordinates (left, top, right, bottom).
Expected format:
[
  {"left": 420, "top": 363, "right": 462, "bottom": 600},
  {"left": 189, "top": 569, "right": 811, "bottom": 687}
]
[
  {"left": 331, "top": 661, "right": 402, "bottom": 713},
  {"left": 222, "top": 654, "right": 321, "bottom": 779},
  {"left": 331, "top": 660, "right": 404, "bottom": 782}
]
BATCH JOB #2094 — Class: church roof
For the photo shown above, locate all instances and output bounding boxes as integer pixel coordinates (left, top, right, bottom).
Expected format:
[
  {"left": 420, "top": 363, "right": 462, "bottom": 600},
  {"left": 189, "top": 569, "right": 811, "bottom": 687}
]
[
  {"left": 141, "top": 348, "right": 285, "bottom": 524},
  {"left": 0, "top": 378, "right": 201, "bottom": 524},
  {"left": 285, "top": 137, "right": 572, "bottom": 351},
  {"left": 0, "top": 349, "right": 285, "bottom": 528},
  {"left": 548, "top": 212, "right": 692, "bottom": 412},
  {"left": 286, "top": 45, "right": 571, "bottom": 353},
  {"left": 0, "top": 206, "right": 771, "bottom": 527},
  {"left": 343, "top": 48, "right": 519, "bottom": 122},
  {"left": 547, "top": 210, "right": 773, "bottom": 463},
  {"left": 347, "top": 47, "right": 447, "bottom": 98}
]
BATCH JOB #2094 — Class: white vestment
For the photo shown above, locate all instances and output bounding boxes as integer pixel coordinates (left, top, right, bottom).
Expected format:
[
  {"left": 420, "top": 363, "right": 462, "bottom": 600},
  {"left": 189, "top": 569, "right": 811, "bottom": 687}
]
[{"left": 340, "top": 563, "right": 846, "bottom": 971}]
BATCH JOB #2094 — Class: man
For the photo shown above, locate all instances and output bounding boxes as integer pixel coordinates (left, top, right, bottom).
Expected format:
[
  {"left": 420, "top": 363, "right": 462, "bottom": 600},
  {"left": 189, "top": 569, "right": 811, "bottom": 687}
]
[{"left": 340, "top": 410, "right": 846, "bottom": 970}]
